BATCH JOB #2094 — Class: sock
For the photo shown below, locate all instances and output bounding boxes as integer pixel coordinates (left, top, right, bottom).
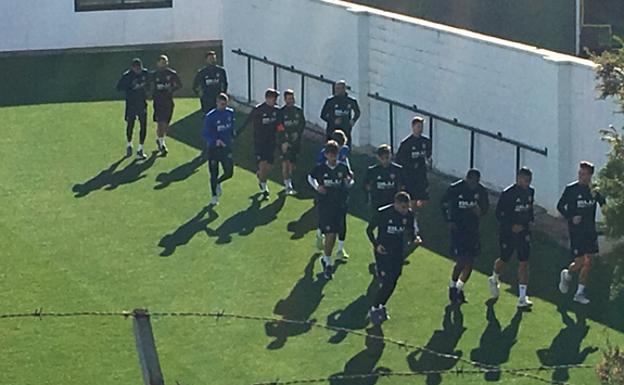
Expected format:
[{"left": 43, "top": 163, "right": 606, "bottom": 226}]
[
  {"left": 157, "top": 137, "right": 164, "bottom": 145},
  {"left": 287, "top": 179, "right": 293, "bottom": 188},
  {"left": 260, "top": 182, "right": 267, "bottom": 191},
  {"left": 138, "top": 144, "right": 144, "bottom": 151},
  {"left": 322, "top": 254, "right": 332, "bottom": 266},
  {"left": 449, "top": 280, "right": 457, "bottom": 288},
  {"left": 338, "top": 240, "right": 345, "bottom": 252},
  {"left": 284, "top": 179, "right": 289, "bottom": 188},
  {"left": 492, "top": 272, "right": 500, "bottom": 282},
  {"left": 519, "top": 284, "right": 527, "bottom": 300},
  {"left": 413, "top": 218, "right": 420, "bottom": 234},
  {"left": 456, "top": 279, "right": 465, "bottom": 292},
  {"left": 576, "top": 284, "right": 586, "bottom": 296},
  {"left": 317, "top": 228, "right": 322, "bottom": 237},
  {"left": 127, "top": 141, "right": 132, "bottom": 147},
  {"left": 564, "top": 269, "right": 572, "bottom": 281}
]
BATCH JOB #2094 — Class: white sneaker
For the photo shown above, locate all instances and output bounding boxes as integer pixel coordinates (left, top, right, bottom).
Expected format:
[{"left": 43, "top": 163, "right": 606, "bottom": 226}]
[
  {"left": 573, "top": 292, "right": 590, "bottom": 305},
  {"left": 488, "top": 276, "right": 500, "bottom": 299},
  {"left": 216, "top": 183, "right": 222, "bottom": 197},
  {"left": 517, "top": 296, "right": 533, "bottom": 309},
  {"left": 285, "top": 187, "right": 297, "bottom": 196},
  {"left": 210, "top": 195, "right": 219, "bottom": 206},
  {"left": 559, "top": 269, "right": 570, "bottom": 294}
]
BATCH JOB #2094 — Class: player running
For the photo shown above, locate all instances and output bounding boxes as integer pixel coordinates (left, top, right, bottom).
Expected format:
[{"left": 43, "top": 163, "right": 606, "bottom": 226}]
[
  {"left": 241, "top": 89, "right": 280, "bottom": 196},
  {"left": 315, "top": 130, "right": 351, "bottom": 259},
  {"left": 116, "top": 58, "right": 149, "bottom": 160},
  {"left": 366, "top": 191, "right": 417, "bottom": 325},
  {"left": 202, "top": 93, "right": 235, "bottom": 206},
  {"left": 308, "top": 140, "right": 354, "bottom": 280},
  {"left": 364, "top": 144, "right": 405, "bottom": 210},
  {"left": 488, "top": 167, "right": 535, "bottom": 310},
  {"left": 151, "top": 54, "right": 182, "bottom": 156},
  {"left": 557, "top": 161, "right": 607, "bottom": 305},
  {"left": 396, "top": 116, "right": 432, "bottom": 238},
  {"left": 320, "top": 80, "right": 360, "bottom": 145},
  {"left": 192, "top": 51, "right": 228, "bottom": 114},
  {"left": 442, "top": 169, "right": 489, "bottom": 304},
  {"left": 277, "top": 89, "right": 305, "bottom": 195}
]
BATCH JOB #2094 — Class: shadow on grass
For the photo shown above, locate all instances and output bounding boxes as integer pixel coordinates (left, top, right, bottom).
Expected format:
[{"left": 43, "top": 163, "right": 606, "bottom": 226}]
[
  {"left": 265, "top": 253, "right": 344, "bottom": 350},
  {"left": 536, "top": 306, "right": 598, "bottom": 383},
  {"left": 329, "top": 325, "right": 390, "bottom": 385},
  {"left": 207, "top": 192, "right": 286, "bottom": 244},
  {"left": 158, "top": 205, "right": 219, "bottom": 257},
  {"left": 72, "top": 152, "right": 157, "bottom": 197},
  {"left": 154, "top": 154, "right": 206, "bottom": 190},
  {"left": 166, "top": 108, "right": 624, "bottom": 334},
  {"left": 470, "top": 301, "right": 523, "bottom": 381},
  {"left": 406, "top": 305, "right": 466, "bottom": 385}
]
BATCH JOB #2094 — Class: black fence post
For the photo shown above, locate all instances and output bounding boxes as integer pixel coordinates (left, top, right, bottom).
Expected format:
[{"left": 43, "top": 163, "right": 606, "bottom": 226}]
[
  {"left": 429, "top": 117, "right": 434, "bottom": 149},
  {"left": 389, "top": 103, "right": 394, "bottom": 154},
  {"left": 273, "top": 65, "right": 278, "bottom": 90},
  {"left": 470, "top": 131, "right": 476, "bottom": 168},
  {"left": 246, "top": 56, "right": 252, "bottom": 104},
  {"left": 300, "top": 74, "right": 305, "bottom": 112},
  {"left": 516, "top": 146, "right": 521, "bottom": 171}
]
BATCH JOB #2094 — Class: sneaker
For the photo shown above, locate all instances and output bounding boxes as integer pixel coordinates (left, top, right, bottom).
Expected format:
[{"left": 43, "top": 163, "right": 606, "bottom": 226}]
[
  {"left": 285, "top": 187, "right": 297, "bottom": 196},
  {"left": 156, "top": 139, "right": 162, "bottom": 152},
  {"left": 324, "top": 264, "right": 333, "bottom": 280},
  {"left": 320, "top": 256, "right": 328, "bottom": 272},
  {"left": 414, "top": 235, "right": 423, "bottom": 246},
  {"left": 369, "top": 306, "right": 383, "bottom": 326},
  {"left": 559, "top": 269, "right": 570, "bottom": 294},
  {"left": 456, "top": 290, "right": 467, "bottom": 304},
  {"left": 573, "top": 292, "right": 590, "bottom": 305},
  {"left": 316, "top": 232, "right": 325, "bottom": 251},
  {"left": 336, "top": 248, "right": 349, "bottom": 261},
  {"left": 160, "top": 144, "right": 168, "bottom": 156},
  {"left": 216, "top": 183, "right": 223, "bottom": 197},
  {"left": 488, "top": 276, "right": 500, "bottom": 299},
  {"left": 136, "top": 149, "right": 147, "bottom": 160},
  {"left": 448, "top": 287, "right": 458, "bottom": 303},
  {"left": 210, "top": 195, "right": 219, "bottom": 206},
  {"left": 126, "top": 145, "right": 133, "bottom": 158},
  {"left": 517, "top": 296, "right": 534, "bottom": 310}
]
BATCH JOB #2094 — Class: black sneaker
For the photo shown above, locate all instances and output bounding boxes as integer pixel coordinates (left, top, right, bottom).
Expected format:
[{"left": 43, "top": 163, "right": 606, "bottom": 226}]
[
  {"left": 324, "top": 265, "right": 333, "bottom": 280},
  {"left": 456, "top": 290, "right": 467, "bottom": 304},
  {"left": 136, "top": 149, "right": 147, "bottom": 160},
  {"left": 449, "top": 287, "right": 458, "bottom": 303},
  {"left": 161, "top": 144, "right": 168, "bottom": 156},
  {"left": 126, "top": 145, "right": 133, "bottom": 158}
]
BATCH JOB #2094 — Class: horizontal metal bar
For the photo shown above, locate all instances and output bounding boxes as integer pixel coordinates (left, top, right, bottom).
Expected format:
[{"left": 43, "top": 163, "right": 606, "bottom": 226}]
[
  {"left": 232, "top": 49, "right": 351, "bottom": 89},
  {"left": 368, "top": 92, "right": 548, "bottom": 156}
]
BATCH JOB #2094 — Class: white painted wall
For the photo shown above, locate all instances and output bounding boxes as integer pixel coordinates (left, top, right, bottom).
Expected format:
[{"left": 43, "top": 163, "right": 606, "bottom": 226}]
[
  {"left": 223, "top": 0, "right": 624, "bottom": 213},
  {"left": 0, "top": 0, "right": 222, "bottom": 52}
]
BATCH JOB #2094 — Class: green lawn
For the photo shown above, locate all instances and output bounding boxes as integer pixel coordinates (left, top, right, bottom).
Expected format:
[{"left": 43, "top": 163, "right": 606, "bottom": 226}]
[{"left": 1, "top": 98, "right": 622, "bottom": 385}]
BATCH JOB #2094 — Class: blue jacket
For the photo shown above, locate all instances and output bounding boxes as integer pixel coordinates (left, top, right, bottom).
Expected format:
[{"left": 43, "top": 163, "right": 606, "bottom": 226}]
[
  {"left": 316, "top": 145, "right": 350, "bottom": 168},
  {"left": 203, "top": 107, "right": 235, "bottom": 148}
]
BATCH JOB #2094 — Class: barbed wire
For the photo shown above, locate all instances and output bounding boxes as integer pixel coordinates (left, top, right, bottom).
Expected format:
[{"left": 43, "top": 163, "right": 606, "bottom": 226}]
[{"left": 1, "top": 309, "right": 594, "bottom": 385}]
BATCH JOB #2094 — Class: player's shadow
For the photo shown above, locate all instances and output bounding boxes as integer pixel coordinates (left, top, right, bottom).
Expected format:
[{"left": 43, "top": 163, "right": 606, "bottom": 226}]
[
  {"left": 104, "top": 152, "right": 158, "bottom": 191},
  {"left": 326, "top": 269, "right": 379, "bottom": 344},
  {"left": 536, "top": 306, "right": 598, "bottom": 383},
  {"left": 287, "top": 204, "right": 318, "bottom": 240},
  {"left": 158, "top": 205, "right": 219, "bottom": 257},
  {"left": 328, "top": 325, "right": 390, "bottom": 385},
  {"left": 72, "top": 157, "right": 125, "bottom": 197},
  {"left": 265, "top": 253, "right": 342, "bottom": 350},
  {"left": 207, "top": 192, "right": 286, "bottom": 244},
  {"left": 407, "top": 305, "right": 466, "bottom": 385},
  {"left": 469, "top": 301, "right": 523, "bottom": 381},
  {"left": 154, "top": 154, "right": 206, "bottom": 190},
  {"left": 165, "top": 110, "right": 206, "bottom": 149}
]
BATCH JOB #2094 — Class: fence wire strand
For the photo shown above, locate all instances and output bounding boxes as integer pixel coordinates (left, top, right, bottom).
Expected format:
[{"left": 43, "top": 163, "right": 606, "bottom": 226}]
[{"left": 0, "top": 309, "right": 593, "bottom": 385}]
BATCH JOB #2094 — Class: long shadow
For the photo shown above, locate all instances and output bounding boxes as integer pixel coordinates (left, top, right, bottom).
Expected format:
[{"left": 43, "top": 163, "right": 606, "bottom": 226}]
[
  {"left": 470, "top": 301, "right": 523, "bottom": 381},
  {"left": 326, "top": 271, "right": 379, "bottom": 344},
  {"left": 265, "top": 253, "right": 340, "bottom": 350},
  {"left": 207, "top": 192, "right": 286, "bottom": 244},
  {"left": 72, "top": 157, "right": 125, "bottom": 198},
  {"left": 536, "top": 306, "right": 598, "bottom": 383},
  {"left": 158, "top": 205, "right": 219, "bottom": 257},
  {"left": 154, "top": 154, "right": 206, "bottom": 190},
  {"left": 406, "top": 305, "right": 466, "bottom": 385},
  {"left": 105, "top": 151, "right": 158, "bottom": 191},
  {"left": 167, "top": 107, "right": 624, "bottom": 333},
  {"left": 328, "top": 325, "right": 390, "bottom": 385}
]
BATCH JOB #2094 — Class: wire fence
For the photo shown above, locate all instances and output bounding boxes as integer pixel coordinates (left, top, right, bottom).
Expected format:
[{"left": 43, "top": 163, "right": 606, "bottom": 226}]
[{"left": 1, "top": 308, "right": 594, "bottom": 385}]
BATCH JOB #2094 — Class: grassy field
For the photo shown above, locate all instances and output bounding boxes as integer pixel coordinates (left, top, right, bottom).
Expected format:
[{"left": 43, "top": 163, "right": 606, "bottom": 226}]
[{"left": 1, "top": 98, "right": 622, "bottom": 385}]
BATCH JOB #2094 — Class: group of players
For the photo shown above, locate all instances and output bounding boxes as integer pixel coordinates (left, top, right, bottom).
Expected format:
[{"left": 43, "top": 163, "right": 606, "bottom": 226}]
[{"left": 117, "top": 52, "right": 608, "bottom": 326}]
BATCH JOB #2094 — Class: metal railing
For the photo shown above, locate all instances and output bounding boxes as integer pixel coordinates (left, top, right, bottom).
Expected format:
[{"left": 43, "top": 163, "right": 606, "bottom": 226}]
[{"left": 368, "top": 92, "right": 548, "bottom": 171}]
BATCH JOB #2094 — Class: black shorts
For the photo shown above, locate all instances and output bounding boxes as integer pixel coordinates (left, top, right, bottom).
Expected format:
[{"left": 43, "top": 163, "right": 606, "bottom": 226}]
[
  {"left": 280, "top": 143, "right": 300, "bottom": 163},
  {"left": 374, "top": 251, "right": 403, "bottom": 279},
  {"left": 404, "top": 180, "right": 430, "bottom": 201},
  {"left": 125, "top": 103, "right": 147, "bottom": 121},
  {"left": 500, "top": 231, "right": 531, "bottom": 262},
  {"left": 200, "top": 95, "right": 217, "bottom": 114},
  {"left": 153, "top": 100, "right": 174, "bottom": 123},
  {"left": 318, "top": 204, "right": 346, "bottom": 234},
  {"left": 569, "top": 230, "right": 599, "bottom": 258},
  {"left": 255, "top": 142, "right": 276, "bottom": 164},
  {"left": 451, "top": 229, "right": 480, "bottom": 260},
  {"left": 207, "top": 146, "right": 232, "bottom": 163}
]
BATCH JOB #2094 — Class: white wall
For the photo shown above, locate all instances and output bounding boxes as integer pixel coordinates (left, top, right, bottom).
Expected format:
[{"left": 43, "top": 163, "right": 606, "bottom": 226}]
[
  {"left": 0, "top": 0, "right": 222, "bottom": 52},
  {"left": 223, "top": 0, "right": 624, "bottom": 213}
]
